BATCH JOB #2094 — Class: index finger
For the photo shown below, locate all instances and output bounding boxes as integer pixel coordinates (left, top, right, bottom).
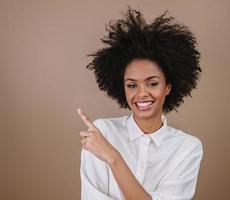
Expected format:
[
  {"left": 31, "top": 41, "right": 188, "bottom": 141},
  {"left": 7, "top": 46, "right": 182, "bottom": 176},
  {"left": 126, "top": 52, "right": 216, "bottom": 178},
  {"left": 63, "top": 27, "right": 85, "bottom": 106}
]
[{"left": 77, "top": 108, "right": 95, "bottom": 130}]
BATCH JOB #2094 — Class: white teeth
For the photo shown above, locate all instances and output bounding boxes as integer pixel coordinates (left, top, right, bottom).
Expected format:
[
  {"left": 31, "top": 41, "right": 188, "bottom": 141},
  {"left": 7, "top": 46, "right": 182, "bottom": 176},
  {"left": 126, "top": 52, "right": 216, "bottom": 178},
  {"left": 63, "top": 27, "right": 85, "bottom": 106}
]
[{"left": 136, "top": 101, "right": 153, "bottom": 107}]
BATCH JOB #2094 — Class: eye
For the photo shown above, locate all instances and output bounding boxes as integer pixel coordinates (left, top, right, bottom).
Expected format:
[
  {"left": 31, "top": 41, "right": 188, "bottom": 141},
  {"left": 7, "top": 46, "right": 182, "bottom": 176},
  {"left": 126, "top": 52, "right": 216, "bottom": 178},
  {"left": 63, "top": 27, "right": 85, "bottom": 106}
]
[
  {"left": 148, "top": 82, "right": 158, "bottom": 87},
  {"left": 126, "top": 84, "right": 136, "bottom": 88}
]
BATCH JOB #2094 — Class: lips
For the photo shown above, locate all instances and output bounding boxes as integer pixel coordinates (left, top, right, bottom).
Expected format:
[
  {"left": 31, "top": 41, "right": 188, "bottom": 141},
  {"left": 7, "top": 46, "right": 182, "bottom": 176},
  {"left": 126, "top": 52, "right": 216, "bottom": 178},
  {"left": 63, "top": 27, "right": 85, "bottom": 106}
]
[{"left": 134, "top": 101, "right": 154, "bottom": 111}]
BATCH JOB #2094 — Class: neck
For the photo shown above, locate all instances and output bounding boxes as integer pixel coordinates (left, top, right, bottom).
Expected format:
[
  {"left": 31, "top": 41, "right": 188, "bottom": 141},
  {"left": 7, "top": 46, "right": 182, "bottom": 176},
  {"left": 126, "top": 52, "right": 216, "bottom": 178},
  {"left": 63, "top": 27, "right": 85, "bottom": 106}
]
[{"left": 133, "top": 113, "right": 163, "bottom": 134}]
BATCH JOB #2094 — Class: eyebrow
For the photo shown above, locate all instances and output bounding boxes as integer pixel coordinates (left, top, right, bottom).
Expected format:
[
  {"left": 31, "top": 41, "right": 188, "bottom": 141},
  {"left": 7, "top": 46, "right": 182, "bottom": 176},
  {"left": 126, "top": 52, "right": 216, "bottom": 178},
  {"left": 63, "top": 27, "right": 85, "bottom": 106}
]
[{"left": 124, "top": 76, "right": 160, "bottom": 82}]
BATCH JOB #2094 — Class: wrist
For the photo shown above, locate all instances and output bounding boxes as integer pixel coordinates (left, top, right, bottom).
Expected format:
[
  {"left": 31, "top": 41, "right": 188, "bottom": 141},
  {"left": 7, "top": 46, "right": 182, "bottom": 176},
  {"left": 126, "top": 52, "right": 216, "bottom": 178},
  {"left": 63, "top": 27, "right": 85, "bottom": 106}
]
[{"left": 107, "top": 149, "right": 121, "bottom": 166}]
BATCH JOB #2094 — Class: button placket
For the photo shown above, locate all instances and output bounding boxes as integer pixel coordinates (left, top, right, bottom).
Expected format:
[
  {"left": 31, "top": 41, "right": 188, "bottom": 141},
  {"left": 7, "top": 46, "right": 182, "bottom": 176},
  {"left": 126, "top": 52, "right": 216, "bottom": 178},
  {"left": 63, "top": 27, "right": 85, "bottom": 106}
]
[{"left": 136, "top": 136, "right": 150, "bottom": 184}]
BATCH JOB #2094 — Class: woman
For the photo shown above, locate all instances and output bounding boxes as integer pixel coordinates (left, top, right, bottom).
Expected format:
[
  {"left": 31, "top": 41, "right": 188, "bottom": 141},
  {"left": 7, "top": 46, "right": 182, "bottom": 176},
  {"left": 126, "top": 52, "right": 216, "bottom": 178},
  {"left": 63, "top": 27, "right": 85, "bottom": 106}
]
[{"left": 78, "top": 7, "right": 203, "bottom": 200}]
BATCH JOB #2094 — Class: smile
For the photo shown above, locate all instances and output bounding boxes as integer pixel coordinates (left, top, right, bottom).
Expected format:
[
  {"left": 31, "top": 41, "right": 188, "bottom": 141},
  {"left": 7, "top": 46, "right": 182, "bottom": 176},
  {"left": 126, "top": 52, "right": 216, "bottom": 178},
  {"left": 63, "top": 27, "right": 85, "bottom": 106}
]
[{"left": 135, "top": 101, "right": 154, "bottom": 111}]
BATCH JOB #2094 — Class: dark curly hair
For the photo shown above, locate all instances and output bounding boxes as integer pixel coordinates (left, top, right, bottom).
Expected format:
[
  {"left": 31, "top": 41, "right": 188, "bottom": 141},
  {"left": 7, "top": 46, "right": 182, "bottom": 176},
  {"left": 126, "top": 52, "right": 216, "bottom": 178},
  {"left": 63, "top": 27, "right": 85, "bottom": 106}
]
[{"left": 86, "top": 6, "right": 201, "bottom": 113}]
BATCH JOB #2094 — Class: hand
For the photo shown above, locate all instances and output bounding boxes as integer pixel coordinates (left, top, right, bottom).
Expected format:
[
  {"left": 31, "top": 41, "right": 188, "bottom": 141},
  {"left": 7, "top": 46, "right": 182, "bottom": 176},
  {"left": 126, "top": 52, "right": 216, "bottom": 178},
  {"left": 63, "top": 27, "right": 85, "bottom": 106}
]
[{"left": 77, "top": 108, "right": 119, "bottom": 165}]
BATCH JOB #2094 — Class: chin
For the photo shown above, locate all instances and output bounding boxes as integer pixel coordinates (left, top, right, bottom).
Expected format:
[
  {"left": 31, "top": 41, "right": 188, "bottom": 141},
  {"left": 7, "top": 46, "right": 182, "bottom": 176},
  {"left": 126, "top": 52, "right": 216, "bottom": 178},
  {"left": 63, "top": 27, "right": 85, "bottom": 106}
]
[
  {"left": 132, "top": 107, "right": 158, "bottom": 121},
  {"left": 134, "top": 112, "right": 157, "bottom": 121}
]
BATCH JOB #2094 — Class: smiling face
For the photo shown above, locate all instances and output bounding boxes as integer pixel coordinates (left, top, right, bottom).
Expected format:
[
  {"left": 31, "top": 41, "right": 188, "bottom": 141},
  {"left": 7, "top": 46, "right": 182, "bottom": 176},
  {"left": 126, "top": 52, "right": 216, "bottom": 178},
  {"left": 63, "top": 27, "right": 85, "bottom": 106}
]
[{"left": 124, "top": 59, "right": 171, "bottom": 121}]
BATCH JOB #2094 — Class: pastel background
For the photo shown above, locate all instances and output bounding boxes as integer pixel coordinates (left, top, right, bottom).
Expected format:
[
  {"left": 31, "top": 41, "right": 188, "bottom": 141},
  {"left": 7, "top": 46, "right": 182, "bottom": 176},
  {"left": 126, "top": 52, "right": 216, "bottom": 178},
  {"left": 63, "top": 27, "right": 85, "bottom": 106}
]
[{"left": 1, "top": 0, "right": 229, "bottom": 199}]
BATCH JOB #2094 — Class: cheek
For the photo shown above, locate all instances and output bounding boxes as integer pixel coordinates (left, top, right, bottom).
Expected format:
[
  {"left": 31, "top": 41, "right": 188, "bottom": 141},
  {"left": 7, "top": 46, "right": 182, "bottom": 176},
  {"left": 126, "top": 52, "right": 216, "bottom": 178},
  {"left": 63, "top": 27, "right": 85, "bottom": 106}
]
[
  {"left": 152, "top": 87, "right": 168, "bottom": 100},
  {"left": 124, "top": 88, "right": 135, "bottom": 102},
  {"left": 155, "top": 90, "right": 165, "bottom": 98}
]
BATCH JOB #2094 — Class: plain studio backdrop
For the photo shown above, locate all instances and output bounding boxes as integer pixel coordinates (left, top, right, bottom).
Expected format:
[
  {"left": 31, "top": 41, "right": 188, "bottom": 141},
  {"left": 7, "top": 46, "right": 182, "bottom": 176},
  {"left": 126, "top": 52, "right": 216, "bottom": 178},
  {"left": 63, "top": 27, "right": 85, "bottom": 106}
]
[{"left": 0, "top": 0, "right": 230, "bottom": 199}]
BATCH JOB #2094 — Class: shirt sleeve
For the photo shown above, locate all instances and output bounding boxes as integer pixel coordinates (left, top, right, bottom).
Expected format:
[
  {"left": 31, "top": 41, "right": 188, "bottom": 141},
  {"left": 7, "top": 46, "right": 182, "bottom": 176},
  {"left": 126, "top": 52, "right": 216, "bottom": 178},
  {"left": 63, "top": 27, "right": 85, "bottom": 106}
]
[
  {"left": 80, "top": 119, "right": 116, "bottom": 200},
  {"left": 150, "top": 140, "right": 203, "bottom": 200}
]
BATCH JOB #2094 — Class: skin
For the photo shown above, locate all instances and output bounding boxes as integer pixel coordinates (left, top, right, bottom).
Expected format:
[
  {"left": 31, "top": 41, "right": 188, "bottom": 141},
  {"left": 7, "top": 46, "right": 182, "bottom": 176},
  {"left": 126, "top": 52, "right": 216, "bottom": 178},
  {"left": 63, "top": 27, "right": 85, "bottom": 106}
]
[
  {"left": 124, "top": 59, "right": 171, "bottom": 134},
  {"left": 78, "top": 59, "right": 171, "bottom": 200}
]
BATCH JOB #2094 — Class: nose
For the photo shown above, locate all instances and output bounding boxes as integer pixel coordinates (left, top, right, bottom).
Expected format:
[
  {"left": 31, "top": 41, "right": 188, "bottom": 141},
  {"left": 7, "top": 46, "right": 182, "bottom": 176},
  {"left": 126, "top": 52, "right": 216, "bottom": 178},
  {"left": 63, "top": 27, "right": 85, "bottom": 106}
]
[{"left": 137, "top": 85, "right": 149, "bottom": 97}]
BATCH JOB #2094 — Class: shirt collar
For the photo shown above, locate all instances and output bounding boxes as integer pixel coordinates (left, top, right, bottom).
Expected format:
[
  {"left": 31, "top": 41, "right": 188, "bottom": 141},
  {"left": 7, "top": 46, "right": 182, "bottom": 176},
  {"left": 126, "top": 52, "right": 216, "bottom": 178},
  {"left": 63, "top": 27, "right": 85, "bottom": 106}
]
[{"left": 126, "top": 112, "right": 168, "bottom": 148}]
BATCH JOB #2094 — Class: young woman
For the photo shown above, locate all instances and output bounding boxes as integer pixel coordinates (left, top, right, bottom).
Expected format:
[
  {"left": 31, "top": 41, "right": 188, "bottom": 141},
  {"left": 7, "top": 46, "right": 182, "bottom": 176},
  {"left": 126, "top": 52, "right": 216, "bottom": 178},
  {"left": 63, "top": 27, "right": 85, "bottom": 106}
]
[{"left": 78, "top": 7, "right": 203, "bottom": 200}]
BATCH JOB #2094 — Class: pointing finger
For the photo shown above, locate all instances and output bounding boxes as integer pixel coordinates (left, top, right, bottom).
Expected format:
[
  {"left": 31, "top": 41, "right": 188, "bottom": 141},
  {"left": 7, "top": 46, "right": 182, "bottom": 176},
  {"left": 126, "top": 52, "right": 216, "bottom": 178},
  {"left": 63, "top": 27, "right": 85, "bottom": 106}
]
[{"left": 77, "top": 108, "right": 95, "bottom": 130}]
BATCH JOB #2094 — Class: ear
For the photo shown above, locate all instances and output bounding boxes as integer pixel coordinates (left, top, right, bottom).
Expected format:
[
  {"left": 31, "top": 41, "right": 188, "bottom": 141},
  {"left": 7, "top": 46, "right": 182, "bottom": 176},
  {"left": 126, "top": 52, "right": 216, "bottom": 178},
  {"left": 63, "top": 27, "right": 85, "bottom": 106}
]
[{"left": 166, "top": 83, "right": 172, "bottom": 96}]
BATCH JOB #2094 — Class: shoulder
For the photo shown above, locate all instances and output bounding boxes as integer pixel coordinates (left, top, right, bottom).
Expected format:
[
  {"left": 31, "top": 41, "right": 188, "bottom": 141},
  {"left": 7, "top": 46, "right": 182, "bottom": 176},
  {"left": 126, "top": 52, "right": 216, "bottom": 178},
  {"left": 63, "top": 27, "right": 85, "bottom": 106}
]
[
  {"left": 93, "top": 115, "right": 129, "bottom": 136},
  {"left": 93, "top": 115, "right": 128, "bottom": 127},
  {"left": 166, "top": 125, "right": 203, "bottom": 155},
  {"left": 167, "top": 125, "right": 202, "bottom": 146}
]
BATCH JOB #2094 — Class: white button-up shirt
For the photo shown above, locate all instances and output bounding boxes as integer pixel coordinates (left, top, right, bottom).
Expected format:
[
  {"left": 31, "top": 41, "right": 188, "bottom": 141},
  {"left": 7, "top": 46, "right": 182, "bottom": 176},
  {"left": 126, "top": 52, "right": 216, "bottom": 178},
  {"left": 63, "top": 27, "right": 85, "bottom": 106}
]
[{"left": 80, "top": 113, "right": 203, "bottom": 200}]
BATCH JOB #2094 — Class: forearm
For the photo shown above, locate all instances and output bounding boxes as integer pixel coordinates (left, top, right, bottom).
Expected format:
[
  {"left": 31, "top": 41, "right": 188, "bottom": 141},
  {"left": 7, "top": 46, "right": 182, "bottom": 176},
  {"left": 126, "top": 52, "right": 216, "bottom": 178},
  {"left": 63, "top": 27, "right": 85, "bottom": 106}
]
[{"left": 108, "top": 151, "right": 152, "bottom": 200}]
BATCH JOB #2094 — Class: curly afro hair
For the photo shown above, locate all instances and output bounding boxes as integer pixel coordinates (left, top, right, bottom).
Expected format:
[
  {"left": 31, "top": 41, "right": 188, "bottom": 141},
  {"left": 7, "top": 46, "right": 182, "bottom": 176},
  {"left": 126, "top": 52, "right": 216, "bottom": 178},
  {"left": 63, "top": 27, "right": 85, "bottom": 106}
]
[{"left": 86, "top": 6, "right": 201, "bottom": 113}]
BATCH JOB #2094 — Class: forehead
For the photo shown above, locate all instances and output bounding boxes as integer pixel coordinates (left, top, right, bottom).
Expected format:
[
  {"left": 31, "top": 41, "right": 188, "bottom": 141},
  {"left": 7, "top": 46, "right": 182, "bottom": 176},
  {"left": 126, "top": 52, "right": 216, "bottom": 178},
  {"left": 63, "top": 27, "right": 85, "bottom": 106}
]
[{"left": 124, "top": 59, "right": 164, "bottom": 79}]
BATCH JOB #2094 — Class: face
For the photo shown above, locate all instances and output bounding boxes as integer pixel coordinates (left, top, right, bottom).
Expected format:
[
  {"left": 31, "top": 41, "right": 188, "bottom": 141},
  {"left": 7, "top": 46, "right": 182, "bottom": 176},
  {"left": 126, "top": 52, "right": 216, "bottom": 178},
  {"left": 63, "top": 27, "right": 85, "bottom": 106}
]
[{"left": 124, "top": 59, "right": 171, "bottom": 121}]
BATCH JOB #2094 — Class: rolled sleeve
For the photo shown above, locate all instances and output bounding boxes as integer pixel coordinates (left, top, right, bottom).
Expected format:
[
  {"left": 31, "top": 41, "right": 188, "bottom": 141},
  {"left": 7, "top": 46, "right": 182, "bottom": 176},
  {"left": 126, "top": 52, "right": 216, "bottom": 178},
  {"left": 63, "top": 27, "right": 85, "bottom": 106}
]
[{"left": 150, "top": 141, "right": 203, "bottom": 200}]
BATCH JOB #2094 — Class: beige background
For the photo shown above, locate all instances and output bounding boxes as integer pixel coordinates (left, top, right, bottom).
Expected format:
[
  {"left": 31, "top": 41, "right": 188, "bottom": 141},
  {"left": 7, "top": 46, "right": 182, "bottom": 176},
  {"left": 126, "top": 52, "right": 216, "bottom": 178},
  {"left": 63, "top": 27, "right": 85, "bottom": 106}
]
[{"left": 1, "top": 0, "right": 230, "bottom": 199}]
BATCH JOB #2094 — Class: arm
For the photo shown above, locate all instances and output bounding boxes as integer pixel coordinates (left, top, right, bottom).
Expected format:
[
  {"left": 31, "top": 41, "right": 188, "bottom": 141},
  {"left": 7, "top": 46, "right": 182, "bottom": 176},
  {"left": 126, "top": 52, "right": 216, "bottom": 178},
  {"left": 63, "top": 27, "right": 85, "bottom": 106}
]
[
  {"left": 150, "top": 141, "right": 203, "bottom": 200},
  {"left": 78, "top": 109, "right": 152, "bottom": 200},
  {"left": 80, "top": 148, "right": 115, "bottom": 200},
  {"left": 108, "top": 151, "right": 152, "bottom": 200}
]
